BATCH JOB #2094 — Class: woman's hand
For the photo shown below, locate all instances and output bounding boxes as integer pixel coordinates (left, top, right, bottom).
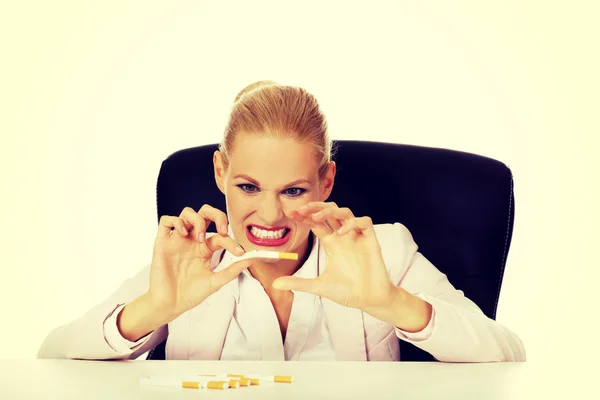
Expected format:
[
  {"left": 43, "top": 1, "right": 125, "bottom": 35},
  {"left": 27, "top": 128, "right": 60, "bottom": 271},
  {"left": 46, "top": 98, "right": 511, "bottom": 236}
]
[
  {"left": 272, "top": 202, "right": 432, "bottom": 331},
  {"left": 273, "top": 202, "right": 395, "bottom": 311},
  {"left": 148, "top": 205, "right": 250, "bottom": 320}
]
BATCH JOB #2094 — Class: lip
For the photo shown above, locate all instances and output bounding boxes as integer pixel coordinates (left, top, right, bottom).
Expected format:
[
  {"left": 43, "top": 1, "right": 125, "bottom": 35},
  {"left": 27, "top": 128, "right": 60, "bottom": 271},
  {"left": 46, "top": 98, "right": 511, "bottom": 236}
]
[
  {"left": 246, "top": 224, "right": 292, "bottom": 247},
  {"left": 248, "top": 224, "right": 290, "bottom": 231}
]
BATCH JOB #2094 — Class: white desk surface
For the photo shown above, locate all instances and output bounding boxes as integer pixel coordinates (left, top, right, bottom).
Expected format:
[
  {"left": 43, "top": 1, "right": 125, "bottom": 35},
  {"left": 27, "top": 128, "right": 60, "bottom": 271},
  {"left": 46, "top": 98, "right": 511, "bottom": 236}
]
[{"left": 0, "top": 359, "right": 590, "bottom": 399}]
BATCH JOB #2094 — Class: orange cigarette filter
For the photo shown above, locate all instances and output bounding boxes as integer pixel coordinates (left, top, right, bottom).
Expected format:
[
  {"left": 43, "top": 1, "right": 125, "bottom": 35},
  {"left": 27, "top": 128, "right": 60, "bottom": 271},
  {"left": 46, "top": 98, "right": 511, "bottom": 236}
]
[
  {"left": 182, "top": 381, "right": 201, "bottom": 389},
  {"left": 278, "top": 252, "right": 298, "bottom": 260},
  {"left": 238, "top": 378, "right": 251, "bottom": 386},
  {"left": 274, "top": 375, "right": 293, "bottom": 383},
  {"left": 206, "top": 381, "right": 229, "bottom": 390}
]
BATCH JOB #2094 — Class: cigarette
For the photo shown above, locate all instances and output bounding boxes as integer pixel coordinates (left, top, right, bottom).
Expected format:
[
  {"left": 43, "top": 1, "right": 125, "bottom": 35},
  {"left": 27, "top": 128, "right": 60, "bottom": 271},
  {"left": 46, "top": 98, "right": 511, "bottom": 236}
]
[
  {"left": 227, "top": 379, "right": 240, "bottom": 388},
  {"left": 140, "top": 377, "right": 229, "bottom": 390},
  {"left": 238, "top": 378, "right": 252, "bottom": 386},
  {"left": 213, "top": 374, "right": 259, "bottom": 385},
  {"left": 183, "top": 381, "right": 230, "bottom": 390},
  {"left": 226, "top": 377, "right": 251, "bottom": 386},
  {"left": 230, "top": 250, "right": 298, "bottom": 262},
  {"left": 247, "top": 375, "right": 293, "bottom": 383},
  {"left": 224, "top": 374, "right": 293, "bottom": 383},
  {"left": 203, "top": 381, "right": 230, "bottom": 390},
  {"left": 197, "top": 374, "right": 243, "bottom": 388}
]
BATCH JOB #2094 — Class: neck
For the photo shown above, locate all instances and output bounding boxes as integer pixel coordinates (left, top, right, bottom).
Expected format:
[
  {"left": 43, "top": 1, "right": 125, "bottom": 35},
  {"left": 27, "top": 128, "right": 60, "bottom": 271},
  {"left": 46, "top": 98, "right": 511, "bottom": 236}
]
[{"left": 248, "top": 233, "right": 314, "bottom": 289}]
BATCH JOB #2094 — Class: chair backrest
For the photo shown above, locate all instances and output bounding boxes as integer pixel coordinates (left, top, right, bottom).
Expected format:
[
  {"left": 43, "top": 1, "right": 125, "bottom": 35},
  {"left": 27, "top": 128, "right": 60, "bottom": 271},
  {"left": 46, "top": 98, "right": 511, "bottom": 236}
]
[{"left": 149, "top": 140, "right": 515, "bottom": 361}]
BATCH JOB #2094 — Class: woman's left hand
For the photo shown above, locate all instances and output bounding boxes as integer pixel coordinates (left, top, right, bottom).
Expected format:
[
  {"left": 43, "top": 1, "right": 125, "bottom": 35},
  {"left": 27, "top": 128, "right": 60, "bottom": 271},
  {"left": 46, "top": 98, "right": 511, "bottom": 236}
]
[{"left": 272, "top": 202, "right": 397, "bottom": 313}]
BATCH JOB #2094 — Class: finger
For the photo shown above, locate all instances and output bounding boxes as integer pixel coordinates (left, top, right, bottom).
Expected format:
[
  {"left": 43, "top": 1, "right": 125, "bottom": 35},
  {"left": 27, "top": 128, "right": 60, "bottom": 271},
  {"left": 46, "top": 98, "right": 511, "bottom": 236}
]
[
  {"left": 305, "top": 218, "right": 336, "bottom": 240},
  {"left": 288, "top": 208, "right": 312, "bottom": 224},
  {"left": 312, "top": 207, "right": 354, "bottom": 222},
  {"left": 312, "top": 214, "right": 341, "bottom": 232},
  {"left": 292, "top": 203, "right": 343, "bottom": 234},
  {"left": 321, "top": 219, "right": 338, "bottom": 233},
  {"left": 204, "top": 233, "right": 245, "bottom": 256},
  {"left": 272, "top": 276, "right": 323, "bottom": 296},
  {"left": 198, "top": 204, "right": 229, "bottom": 236},
  {"left": 211, "top": 260, "right": 252, "bottom": 289},
  {"left": 295, "top": 201, "right": 338, "bottom": 217},
  {"left": 180, "top": 207, "right": 208, "bottom": 242},
  {"left": 338, "top": 216, "right": 376, "bottom": 237},
  {"left": 157, "top": 216, "right": 188, "bottom": 239},
  {"left": 311, "top": 207, "right": 354, "bottom": 230},
  {"left": 287, "top": 208, "right": 332, "bottom": 233}
]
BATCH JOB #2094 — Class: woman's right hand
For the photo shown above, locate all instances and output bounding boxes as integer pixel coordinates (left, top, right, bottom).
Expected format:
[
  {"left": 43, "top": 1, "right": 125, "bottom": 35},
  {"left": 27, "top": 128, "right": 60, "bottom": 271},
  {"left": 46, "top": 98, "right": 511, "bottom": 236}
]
[{"left": 148, "top": 205, "right": 249, "bottom": 320}]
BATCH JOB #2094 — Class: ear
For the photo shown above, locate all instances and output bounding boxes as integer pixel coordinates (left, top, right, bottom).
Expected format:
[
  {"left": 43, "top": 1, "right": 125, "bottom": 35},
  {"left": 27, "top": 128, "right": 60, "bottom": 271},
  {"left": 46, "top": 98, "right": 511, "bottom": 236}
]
[
  {"left": 213, "top": 150, "right": 227, "bottom": 195},
  {"left": 319, "top": 161, "right": 336, "bottom": 201}
]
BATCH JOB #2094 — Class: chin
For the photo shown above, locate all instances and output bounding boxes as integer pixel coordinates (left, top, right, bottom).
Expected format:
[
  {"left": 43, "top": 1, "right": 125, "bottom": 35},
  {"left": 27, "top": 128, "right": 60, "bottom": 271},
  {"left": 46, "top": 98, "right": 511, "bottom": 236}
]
[{"left": 258, "top": 257, "right": 282, "bottom": 264}]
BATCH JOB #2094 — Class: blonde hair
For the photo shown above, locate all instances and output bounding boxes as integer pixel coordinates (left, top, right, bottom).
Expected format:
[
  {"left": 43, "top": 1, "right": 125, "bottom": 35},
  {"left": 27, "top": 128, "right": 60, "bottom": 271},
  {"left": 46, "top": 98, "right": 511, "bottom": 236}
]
[{"left": 220, "top": 80, "right": 332, "bottom": 177}]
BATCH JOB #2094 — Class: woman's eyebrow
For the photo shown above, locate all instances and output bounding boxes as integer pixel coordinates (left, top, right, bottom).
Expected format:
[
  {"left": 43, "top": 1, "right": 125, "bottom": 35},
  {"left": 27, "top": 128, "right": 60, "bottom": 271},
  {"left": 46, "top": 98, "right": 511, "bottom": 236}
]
[
  {"left": 234, "top": 174, "right": 261, "bottom": 185},
  {"left": 284, "top": 179, "right": 312, "bottom": 187},
  {"left": 233, "top": 174, "right": 311, "bottom": 187}
]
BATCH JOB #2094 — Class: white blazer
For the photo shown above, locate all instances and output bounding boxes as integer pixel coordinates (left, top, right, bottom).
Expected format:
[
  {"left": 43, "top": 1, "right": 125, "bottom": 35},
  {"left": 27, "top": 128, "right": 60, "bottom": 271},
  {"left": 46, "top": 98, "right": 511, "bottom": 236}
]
[{"left": 37, "top": 223, "right": 526, "bottom": 362}]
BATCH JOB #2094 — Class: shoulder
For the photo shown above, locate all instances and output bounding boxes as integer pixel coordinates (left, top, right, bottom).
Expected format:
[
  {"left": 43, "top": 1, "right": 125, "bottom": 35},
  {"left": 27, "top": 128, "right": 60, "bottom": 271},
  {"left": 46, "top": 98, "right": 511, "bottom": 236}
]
[
  {"left": 373, "top": 223, "right": 417, "bottom": 250},
  {"left": 373, "top": 223, "right": 419, "bottom": 279}
]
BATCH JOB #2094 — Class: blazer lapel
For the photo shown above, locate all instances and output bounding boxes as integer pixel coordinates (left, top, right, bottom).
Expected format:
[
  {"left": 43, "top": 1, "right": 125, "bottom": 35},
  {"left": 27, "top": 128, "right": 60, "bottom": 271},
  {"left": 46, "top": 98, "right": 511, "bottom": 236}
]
[{"left": 317, "top": 242, "right": 367, "bottom": 361}]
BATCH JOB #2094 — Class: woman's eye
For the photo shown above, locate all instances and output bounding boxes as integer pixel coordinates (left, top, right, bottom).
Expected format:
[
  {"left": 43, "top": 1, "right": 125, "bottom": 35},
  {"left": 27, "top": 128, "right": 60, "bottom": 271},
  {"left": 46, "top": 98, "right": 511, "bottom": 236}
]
[
  {"left": 237, "top": 184, "right": 259, "bottom": 193},
  {"left": 283, "top": 188, "right": 306, "bottom": 197}
]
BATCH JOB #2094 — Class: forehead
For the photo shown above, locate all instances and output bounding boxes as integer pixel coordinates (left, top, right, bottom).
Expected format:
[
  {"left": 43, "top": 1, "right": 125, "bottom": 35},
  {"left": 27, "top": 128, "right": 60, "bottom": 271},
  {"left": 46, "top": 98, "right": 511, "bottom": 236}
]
[{"left": 228, "top": 135, "right": 319, "bottom": 183}]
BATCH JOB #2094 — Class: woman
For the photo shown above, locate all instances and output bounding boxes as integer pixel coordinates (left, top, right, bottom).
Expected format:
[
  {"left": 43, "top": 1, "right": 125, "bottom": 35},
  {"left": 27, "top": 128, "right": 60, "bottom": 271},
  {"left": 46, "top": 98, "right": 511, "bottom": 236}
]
[{"left": 38, "top": 81, "right": 525, "bottom": 362}]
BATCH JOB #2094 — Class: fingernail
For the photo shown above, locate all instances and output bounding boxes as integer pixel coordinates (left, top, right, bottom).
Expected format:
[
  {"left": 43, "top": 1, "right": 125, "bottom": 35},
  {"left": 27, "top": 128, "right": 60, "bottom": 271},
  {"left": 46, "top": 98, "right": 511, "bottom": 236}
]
[
  {"left": 221, "top": 224, "right": 228, "bottom": 234},
  {"left": 337, "top": 226, "right": 345, "bottom": 234},
  {"left": 236, "top": 246, "right": 244, "bottom": 254},
  {"left": 198, "top": 232, "right": 205, "bottom": 242}
]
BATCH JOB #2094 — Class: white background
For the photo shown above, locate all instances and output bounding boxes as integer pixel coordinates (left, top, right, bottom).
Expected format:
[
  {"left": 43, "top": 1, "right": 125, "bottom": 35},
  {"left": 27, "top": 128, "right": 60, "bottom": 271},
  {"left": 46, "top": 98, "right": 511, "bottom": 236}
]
[{"left": 1, "top": 0, "right": 598, "bottom": 376}]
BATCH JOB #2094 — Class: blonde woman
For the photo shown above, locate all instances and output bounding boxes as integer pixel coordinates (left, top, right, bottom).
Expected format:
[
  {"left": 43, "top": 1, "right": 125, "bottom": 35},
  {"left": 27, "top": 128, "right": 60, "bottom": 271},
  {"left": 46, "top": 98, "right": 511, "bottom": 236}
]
[{"left": 38, "top": 81, "right": 526, "bottom": 362}]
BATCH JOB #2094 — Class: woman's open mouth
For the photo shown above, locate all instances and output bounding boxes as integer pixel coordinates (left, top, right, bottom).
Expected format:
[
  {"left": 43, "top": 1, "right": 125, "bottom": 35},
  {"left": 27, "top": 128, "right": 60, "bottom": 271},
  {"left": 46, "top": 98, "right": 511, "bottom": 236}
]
[{"left": 245, "top": 224, "right": 292, "bottom": 247}]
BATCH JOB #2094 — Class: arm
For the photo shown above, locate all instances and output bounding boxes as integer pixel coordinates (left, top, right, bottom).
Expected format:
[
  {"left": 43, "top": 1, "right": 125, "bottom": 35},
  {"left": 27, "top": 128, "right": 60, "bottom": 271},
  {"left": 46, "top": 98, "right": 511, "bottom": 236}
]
[
  {"left": 368, "top": 223, "right": 526, "bottom": 362},
  {"left": 37, "top": 265, "right": 167, "bottom": 360}
]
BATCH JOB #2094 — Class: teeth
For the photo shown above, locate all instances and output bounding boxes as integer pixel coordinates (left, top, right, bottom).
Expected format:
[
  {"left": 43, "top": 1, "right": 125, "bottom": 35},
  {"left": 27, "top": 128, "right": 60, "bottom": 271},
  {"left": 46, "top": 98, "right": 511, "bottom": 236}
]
[{"left": 250, "top": 226, "right": 287, "bottom": 240}]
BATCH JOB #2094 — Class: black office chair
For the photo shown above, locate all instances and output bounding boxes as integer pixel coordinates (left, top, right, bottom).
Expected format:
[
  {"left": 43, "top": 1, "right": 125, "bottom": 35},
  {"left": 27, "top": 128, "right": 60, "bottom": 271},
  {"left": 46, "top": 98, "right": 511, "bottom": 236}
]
[{"left": 147, "top": 140, "right": 515, "bottom": 362}]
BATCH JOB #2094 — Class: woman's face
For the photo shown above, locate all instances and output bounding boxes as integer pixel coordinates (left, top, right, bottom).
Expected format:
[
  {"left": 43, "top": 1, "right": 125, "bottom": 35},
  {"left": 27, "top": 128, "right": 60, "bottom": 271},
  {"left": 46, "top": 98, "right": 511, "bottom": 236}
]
[{"left": 214, "top": 135, "right": 335, "bottom": 259}]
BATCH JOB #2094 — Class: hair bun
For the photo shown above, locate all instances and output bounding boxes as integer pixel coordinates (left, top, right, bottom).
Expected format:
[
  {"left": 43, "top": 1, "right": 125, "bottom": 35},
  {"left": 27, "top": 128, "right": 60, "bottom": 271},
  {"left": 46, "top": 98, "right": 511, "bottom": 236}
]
[{"left": 234, "top": 80, "right": 279, "bottom": 103}]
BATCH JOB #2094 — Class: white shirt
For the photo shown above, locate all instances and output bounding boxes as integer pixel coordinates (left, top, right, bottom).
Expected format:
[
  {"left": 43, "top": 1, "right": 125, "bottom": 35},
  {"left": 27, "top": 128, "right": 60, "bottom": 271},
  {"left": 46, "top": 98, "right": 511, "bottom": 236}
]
[
  {"left": 220, "top": 236, "right": 335, "bottom": 361},
  {"left": 103, "top": 235, "right": 434, "bottom": 359}
]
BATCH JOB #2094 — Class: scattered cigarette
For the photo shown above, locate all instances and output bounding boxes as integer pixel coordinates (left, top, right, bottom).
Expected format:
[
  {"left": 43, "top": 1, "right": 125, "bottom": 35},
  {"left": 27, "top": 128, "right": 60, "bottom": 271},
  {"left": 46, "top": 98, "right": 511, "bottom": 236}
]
[
  {"left": 140, "top": 377, "right": 229, "bottom": 390},
  {"left": 227, "top": 379, "right": 240, "bottom": 388},
  {"left": 203, "top": 381, "right": 229, "bottom": 390},
  {"left": 238, "top": 378, "right": 252, "bottom": 386},
  {"left": 225, "top": 373, "right": 293, "bottom": 383},
  {"left": 141, "top": 373, "right": 294, "bottom": 391},
  {"left": 247, "top": 374, "right": 293, "bottom": 383}
]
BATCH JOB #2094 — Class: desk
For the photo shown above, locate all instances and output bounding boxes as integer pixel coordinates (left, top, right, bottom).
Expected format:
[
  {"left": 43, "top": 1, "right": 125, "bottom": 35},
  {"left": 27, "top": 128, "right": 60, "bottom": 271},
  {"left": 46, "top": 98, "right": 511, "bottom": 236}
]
[{"left": 0, "top": 360, "right": 582, "bottom": 399}]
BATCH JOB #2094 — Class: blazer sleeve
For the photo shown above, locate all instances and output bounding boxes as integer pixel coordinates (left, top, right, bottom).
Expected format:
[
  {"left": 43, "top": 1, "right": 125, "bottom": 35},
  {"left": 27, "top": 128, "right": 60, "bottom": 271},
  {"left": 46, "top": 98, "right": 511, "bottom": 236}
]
[
  {"left": 36, "top": 264, "right": 167, "bottom": 360},
  {"left": 380, "top": 223, "right": 526, "bottom": 362}
]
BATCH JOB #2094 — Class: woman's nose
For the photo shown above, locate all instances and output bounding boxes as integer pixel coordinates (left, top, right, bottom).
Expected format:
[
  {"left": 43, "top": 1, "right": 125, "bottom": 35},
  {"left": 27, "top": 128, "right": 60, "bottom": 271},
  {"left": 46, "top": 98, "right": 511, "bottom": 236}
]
[{"left": 257, "top": 194, "right": 284, "bottom": 225}]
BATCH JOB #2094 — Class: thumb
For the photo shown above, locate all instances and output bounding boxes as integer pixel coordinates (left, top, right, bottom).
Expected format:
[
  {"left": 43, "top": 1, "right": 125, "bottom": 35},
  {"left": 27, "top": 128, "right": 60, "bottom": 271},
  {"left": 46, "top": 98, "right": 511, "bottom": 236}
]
[
  {"left": 212, "top": 260, "right": 252, "bottom": 288},
  {"left": 272, "top": 276, "right": 322, "bottom": 296}
]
